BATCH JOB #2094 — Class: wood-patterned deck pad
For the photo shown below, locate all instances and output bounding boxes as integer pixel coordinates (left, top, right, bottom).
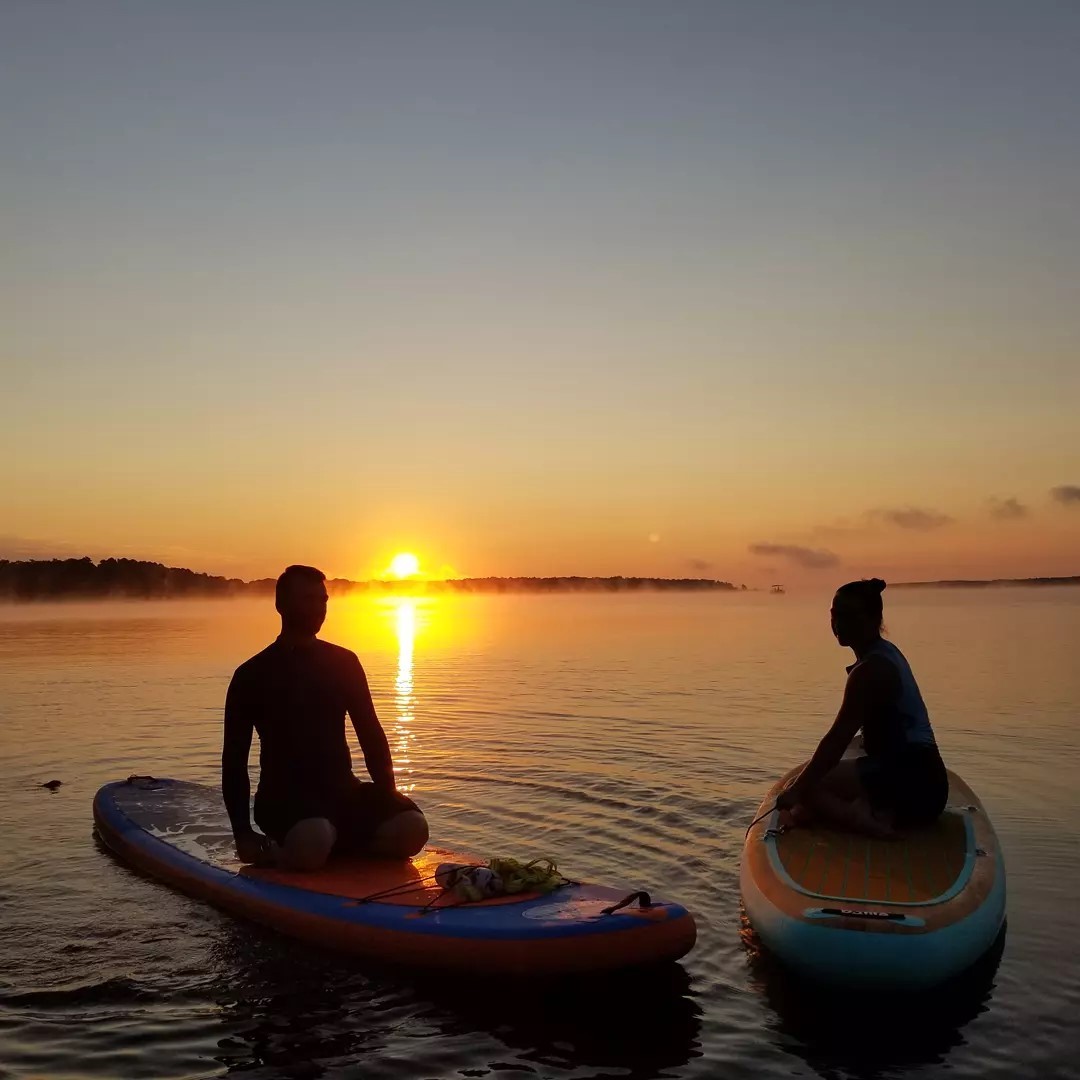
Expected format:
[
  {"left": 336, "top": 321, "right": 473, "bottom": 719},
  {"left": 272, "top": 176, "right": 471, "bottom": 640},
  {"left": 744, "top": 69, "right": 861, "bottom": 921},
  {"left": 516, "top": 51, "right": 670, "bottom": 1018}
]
[{"left": 775, "top": 811, "right": 968, "bottom": 905}]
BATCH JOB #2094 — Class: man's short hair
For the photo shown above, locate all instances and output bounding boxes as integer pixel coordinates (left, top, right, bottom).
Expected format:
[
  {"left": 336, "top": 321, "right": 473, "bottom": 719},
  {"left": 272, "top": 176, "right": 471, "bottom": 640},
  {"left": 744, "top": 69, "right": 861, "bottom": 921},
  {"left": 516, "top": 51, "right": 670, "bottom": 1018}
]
[{"left": 275, "top": 564, "right": 326, "bottom": 610}]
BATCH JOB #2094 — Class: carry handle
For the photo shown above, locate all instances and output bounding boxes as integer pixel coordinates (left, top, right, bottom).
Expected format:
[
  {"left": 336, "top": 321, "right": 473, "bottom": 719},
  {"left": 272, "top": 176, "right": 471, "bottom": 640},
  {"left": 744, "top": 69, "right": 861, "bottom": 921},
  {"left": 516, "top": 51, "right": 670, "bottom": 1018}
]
[{"left": 601, "top": 890, "right": 653, "bottom": 915}]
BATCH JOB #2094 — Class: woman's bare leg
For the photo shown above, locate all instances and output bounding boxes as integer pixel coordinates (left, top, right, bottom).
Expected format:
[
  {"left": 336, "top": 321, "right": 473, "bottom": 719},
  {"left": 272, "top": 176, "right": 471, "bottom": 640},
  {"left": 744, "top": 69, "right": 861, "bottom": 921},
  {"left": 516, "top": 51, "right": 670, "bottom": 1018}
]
[{"left": 796, "top": 761, "right": 898, "bottom": 838}]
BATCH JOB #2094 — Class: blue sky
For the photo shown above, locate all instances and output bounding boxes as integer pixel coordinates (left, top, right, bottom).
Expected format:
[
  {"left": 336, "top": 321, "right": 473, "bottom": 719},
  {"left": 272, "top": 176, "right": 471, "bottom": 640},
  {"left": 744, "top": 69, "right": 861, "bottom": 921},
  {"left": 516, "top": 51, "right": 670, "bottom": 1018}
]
[{"left": 3, "top": 2, "right": 1078, "bottom": 582}]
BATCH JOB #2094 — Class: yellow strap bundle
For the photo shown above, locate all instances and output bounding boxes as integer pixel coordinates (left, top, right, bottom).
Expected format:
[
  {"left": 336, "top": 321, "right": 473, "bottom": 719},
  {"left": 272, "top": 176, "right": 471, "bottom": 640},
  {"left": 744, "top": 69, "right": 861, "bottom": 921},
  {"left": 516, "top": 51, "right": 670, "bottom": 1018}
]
[
  {"left": 486, "top": 856, "right": 563, "bottom": 895},
  {"left": 434, "top": 857, "right": 566, "bottom": 902}
]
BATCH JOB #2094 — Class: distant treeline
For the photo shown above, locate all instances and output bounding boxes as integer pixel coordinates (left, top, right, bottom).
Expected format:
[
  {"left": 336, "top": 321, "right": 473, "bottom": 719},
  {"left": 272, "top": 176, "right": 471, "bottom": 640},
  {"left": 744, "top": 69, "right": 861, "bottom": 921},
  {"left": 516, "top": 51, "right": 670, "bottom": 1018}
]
[
  {"left": 0, "top": 558, "right": 741, "bottom": 601},
  {"left": 893, "top": 576, "right": 1080, "bottom": 589},
  {"left": 0, "top": 558, "right": 252, "bottom": 600}
]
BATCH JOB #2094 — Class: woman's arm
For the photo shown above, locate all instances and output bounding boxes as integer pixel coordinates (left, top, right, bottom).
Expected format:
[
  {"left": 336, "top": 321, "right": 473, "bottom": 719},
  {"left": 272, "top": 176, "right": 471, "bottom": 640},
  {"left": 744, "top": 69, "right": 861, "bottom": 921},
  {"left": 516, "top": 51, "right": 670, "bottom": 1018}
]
[{"left": 781, "top": 658, "right": 894, "bottom": 804}]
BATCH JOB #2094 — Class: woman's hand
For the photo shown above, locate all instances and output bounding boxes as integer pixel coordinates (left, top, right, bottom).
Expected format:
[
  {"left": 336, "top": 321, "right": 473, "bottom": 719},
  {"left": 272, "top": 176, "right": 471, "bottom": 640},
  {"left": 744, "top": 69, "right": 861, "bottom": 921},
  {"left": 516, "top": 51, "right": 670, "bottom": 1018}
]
[{"left": 776, "top": 787, "right": 800, "bottom": 812}]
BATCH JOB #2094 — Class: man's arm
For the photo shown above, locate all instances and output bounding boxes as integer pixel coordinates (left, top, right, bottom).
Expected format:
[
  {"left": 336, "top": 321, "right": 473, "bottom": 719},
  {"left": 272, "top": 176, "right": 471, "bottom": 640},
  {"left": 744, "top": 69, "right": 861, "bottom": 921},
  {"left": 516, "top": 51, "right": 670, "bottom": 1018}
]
[
  {"left": 222, "top": 671, "right": 256, "bottom": 837},
  {"left": 345, "top": 655, "right": 396, "bottom": 790}
]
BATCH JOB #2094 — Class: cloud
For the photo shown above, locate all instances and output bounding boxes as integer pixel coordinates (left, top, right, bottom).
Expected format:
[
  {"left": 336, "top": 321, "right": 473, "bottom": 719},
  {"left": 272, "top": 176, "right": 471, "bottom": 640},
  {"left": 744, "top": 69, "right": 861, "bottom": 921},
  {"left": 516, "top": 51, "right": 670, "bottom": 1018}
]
[
  {"left": 1051, "top": 485, "right": 1080, "bottom": 506},
  {"left": 749, "top": 543, "right": 840, "bottom": 569},
  {"left": 686, "top": 557, "right": 713, "bottom": 572},
  {"left": 874, "top": 507, "right": 953, "bottom": 531},
  {"left": 988, "top": 497, "right": 1028, "bottom": 521}
]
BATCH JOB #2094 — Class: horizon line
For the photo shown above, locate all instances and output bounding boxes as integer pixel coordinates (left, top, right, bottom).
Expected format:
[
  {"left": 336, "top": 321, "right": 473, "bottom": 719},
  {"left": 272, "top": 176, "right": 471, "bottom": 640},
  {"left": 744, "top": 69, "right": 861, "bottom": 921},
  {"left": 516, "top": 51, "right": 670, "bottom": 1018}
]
[{"left": 1, "top": 555, "right": 1079, "bottom": 598}]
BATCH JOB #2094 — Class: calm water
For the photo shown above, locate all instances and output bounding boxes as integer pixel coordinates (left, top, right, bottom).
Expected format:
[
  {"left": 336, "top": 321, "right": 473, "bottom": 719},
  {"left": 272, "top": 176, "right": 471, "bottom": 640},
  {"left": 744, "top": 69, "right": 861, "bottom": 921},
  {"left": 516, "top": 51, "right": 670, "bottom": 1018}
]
[{"left": 2, "top": 590, "right": 1078, "bottom": 1080}]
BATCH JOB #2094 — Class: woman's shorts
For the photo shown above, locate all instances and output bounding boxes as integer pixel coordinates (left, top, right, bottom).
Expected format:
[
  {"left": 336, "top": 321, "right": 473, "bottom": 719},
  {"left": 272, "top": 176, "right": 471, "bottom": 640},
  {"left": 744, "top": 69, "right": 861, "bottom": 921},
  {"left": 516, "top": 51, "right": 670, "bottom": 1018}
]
[{"left": 856, "top": 744, "right": 949, "bottom": 828}]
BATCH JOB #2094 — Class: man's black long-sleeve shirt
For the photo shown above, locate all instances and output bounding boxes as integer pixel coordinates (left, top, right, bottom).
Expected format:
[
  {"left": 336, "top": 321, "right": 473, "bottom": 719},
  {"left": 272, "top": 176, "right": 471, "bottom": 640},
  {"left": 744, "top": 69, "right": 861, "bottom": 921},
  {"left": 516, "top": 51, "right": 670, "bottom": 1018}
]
[{"left": 221, "top": 638, "right": 394, "bottom": 834}]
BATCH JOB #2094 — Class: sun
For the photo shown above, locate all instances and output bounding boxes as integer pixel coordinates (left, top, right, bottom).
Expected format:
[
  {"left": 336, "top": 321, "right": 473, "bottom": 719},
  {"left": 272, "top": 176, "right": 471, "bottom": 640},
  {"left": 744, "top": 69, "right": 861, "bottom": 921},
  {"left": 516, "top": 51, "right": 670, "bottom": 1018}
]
[{"left": 388, "top": 552, "right": 421, "bottom": 579}]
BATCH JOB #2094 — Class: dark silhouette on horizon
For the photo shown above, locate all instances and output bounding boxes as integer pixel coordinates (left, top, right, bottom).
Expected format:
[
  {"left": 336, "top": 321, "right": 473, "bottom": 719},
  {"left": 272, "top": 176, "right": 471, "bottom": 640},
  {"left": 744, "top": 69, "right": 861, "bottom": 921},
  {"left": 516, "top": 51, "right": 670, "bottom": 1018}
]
[
  {"left": 0, "top": 557, "right": 247, "bottom": 601},
  {"left": 0, "top": 557, "right": 744, "bottom": 601},
  {"left": 891, "top": 576, "right": 1080, "bottom": 589},
  {"left": 4, "top": 557, "right": 1076, "bottom": 602}
]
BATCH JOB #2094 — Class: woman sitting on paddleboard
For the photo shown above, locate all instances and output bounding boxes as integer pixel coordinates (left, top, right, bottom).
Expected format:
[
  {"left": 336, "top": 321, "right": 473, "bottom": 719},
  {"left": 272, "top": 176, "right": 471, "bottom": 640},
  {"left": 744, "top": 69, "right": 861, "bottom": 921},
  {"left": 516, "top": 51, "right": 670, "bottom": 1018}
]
[{"left": 776, "top": 578, "right": 948, "bottom": 837}]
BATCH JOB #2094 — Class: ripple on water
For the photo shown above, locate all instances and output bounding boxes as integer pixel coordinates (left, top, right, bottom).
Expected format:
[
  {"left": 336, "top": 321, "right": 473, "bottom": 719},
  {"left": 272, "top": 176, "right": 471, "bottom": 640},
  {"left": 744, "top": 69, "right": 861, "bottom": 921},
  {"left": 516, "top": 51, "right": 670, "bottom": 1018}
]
[{"left": 2, "top": 592, "right": 1079, "bottom": 1079}]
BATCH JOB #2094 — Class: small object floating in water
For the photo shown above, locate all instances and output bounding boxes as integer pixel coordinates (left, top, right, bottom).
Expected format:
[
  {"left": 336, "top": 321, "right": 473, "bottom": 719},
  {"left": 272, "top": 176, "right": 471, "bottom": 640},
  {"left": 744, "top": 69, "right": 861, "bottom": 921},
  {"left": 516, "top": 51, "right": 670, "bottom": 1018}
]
[
  {"left": 741, "top": 762, "right": 1006, "bottom": 989},
  {"left": 93, "top": 777, "right": 697, "bottom": 975},
  {"left": 41, "top": 779, "right": 63, "bottom": 791}
]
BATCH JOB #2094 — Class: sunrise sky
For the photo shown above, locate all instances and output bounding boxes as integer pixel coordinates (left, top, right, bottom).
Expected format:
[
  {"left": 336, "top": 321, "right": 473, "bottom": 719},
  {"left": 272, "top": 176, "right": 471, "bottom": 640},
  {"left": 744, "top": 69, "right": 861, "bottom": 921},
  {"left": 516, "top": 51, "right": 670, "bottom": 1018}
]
[{"left": 3, "top": 2, "right": 1079, "bottom": 586}]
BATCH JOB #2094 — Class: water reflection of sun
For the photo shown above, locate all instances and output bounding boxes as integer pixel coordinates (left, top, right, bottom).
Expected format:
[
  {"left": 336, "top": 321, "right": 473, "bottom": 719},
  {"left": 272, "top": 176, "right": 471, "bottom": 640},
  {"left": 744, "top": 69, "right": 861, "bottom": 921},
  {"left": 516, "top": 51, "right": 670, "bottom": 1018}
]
[
  {"left": 393, "top": 598, "right": 417, "bottom": 793},
  {"left": 336, "top": 592, "right": 475, "bottom": 795}
]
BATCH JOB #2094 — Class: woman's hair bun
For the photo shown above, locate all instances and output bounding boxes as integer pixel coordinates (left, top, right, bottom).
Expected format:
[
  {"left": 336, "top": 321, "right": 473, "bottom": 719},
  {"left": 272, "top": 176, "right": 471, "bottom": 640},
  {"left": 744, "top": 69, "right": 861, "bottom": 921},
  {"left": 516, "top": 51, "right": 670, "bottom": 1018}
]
[{"left": 869, "top": 578, "right": 887, "bottom": 593}]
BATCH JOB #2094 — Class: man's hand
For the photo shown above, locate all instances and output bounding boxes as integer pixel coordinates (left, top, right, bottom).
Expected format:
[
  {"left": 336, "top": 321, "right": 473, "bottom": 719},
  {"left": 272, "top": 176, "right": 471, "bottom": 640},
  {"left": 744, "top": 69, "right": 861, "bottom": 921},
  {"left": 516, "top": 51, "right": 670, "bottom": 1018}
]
[{"left": 234, "top": 830, "right": 276, "bottom": 866}]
